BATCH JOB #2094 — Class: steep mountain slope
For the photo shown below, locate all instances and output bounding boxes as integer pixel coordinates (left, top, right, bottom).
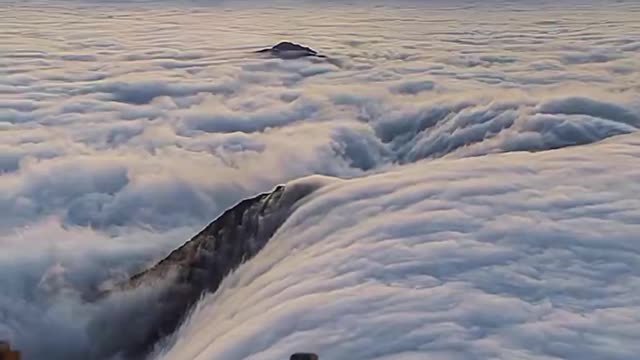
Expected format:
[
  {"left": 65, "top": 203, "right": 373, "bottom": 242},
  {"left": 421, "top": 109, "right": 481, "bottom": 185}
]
[{"left": 92, "top": 178, "right": 331, "bottom": 359}]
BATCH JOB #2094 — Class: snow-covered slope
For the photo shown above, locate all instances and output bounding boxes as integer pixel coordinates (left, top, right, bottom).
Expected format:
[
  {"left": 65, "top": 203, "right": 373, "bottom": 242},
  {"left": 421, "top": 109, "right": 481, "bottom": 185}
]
[{"left": 156, "top": 132, "right": 640, "bottom": 360}]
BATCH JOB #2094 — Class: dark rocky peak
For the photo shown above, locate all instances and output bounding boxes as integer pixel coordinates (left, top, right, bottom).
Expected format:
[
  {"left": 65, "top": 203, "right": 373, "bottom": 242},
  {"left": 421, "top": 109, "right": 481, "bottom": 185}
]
[
  {"left": 257, "top": 41, "right": 325, "bottom": 59},
  {"left": 272, "top": 41, "right": 317, "bottom": 54}
]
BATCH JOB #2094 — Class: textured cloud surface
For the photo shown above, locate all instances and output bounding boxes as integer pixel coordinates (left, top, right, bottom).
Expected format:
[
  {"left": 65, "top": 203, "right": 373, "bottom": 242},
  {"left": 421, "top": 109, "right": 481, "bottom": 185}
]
[
  {"left": 1, "top": 0, "right": 640, "bottom": 359},
  {"left": 160, "top": 133, "right": 640, "bottom": 360}
]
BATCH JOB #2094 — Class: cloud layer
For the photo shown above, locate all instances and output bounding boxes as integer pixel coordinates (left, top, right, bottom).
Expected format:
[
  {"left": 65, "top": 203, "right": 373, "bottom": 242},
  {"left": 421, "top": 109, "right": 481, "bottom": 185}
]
[
  {"left": 1, "top": 0, "right": 640, "bottom": 359},
  {"left": 2, "top": 0, "right": 639, "bottom": 232},
  {"left": 160, "top": 132, "right": 640, "bottom": 360}
]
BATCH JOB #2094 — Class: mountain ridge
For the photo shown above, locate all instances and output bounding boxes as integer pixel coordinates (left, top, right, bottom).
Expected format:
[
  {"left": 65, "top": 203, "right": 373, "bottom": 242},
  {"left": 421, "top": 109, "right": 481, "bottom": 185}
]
[{"left": 91, "top": 179, "right": 331, "bottom": 359}]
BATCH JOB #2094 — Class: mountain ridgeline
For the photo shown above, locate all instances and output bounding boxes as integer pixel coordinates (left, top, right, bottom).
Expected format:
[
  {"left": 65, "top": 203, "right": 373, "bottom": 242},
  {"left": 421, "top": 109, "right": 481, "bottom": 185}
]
[{"left": 91, "top": 180, "right": 326, "bottom": 359}]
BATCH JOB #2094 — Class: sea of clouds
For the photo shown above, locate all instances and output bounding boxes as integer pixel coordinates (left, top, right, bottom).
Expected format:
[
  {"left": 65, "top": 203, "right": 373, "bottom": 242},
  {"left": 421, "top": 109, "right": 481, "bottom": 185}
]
[
  {"left": 1, "top": 0, "right": 639, "bottom": 359},
  {"left": 160, "top": 132, "right": 640, "bottom": 360}
]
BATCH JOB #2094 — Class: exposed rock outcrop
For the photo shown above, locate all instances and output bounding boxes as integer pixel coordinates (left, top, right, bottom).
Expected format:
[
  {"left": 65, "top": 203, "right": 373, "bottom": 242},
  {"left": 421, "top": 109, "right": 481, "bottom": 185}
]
[
  {"left": 290, "top": 353, "right": 319, "bottom": 360},
  {"left": 91, "top": 181, "right": 324, "bottom": 359}
]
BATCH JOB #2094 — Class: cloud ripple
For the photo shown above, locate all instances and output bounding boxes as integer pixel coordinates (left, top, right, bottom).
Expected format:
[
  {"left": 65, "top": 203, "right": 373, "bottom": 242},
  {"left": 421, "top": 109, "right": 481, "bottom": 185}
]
[{"left": 1, "top": 1, "right": 639, "bottom": 359}]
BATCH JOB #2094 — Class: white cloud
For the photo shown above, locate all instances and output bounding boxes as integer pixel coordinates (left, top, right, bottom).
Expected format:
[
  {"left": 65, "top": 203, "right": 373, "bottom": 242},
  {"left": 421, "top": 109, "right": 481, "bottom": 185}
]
[
  {"left": 0, "top": 218, "right": 192, "bottom": 359},
  {"left": 1, "top": 0, "right": 639, "bottom": 359},
  {"left": 160, "top": 132, "right": 640, "bottom": 360}
]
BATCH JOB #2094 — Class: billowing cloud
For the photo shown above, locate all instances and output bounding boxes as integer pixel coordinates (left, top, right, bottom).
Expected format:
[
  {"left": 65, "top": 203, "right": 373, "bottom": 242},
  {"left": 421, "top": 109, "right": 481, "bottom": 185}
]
[
  {"left": 160, "top": 132, "right": 640, "bottom": 360},
  {"left": 1, "top": 0, "right": 640, "bottom": 359},
  {"left": 0, "top": 219, "right": 191, "bottom": 359}
]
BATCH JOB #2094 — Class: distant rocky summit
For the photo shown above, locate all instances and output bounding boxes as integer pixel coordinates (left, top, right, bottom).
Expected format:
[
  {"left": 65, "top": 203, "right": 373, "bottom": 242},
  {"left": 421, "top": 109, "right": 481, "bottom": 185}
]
[{"left": 256, "top": 41, "right": 326, "bottom": 59}]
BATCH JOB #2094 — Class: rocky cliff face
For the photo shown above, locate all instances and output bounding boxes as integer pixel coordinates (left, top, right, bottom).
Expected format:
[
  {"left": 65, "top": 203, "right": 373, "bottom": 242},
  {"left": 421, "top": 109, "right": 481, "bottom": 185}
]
[{"left": 91, "top": 180, "right": 325, "bottom": 359}]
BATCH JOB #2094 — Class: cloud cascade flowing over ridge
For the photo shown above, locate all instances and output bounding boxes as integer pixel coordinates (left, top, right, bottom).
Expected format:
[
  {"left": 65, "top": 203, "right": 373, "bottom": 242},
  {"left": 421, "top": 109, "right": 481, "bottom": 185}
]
[
  {"left": 159, "top": 133, "right": 640, "bottom": 360},
  {"left": 0, "top": 0, "right": 639, "bottom": 359}
]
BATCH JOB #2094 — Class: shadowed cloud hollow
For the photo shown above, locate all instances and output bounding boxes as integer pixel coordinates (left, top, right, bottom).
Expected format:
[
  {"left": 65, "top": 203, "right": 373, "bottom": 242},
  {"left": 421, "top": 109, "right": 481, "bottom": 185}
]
[{"left": 158, "top": 132, "right": 640, "bottom": 360}]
